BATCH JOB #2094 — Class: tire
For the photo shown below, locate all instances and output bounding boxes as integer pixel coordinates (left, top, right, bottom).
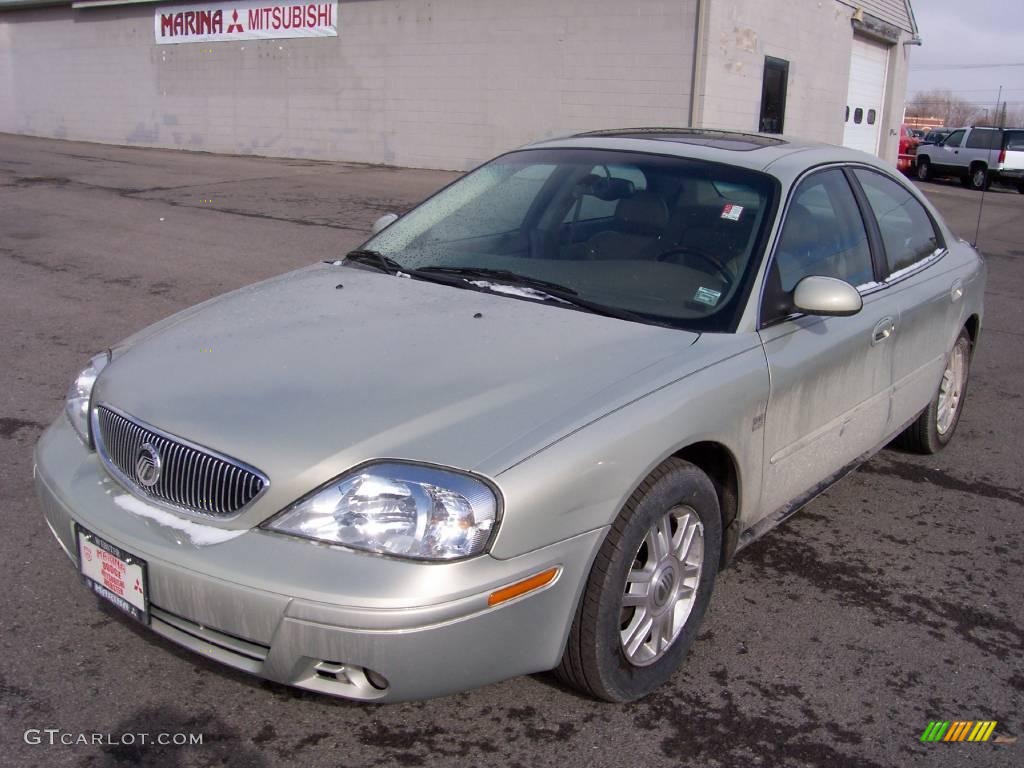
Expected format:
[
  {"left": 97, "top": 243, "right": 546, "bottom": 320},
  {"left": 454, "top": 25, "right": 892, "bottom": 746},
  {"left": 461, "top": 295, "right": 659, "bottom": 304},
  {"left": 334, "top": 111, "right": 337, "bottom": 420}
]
[
  {"left": 555, "top": 459, "right": 721, "bottom": 702},
  {"left": 895, "top": 328, "right": 972, "bottom": 454},
  {"left": 916, "top": 158, "right": 931, "bottom": 182},
  {"left": 968, "top": 165, "right": 990, "bottom": 191},
  {"left": 1018, "top": 180, "right": 1024, "bottom": 195}
]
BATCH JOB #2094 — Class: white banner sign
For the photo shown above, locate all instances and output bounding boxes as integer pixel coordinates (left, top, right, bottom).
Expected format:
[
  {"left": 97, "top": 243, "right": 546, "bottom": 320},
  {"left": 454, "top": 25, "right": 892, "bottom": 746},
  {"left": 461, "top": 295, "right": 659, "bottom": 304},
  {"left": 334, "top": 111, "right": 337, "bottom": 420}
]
[{"left": 155, "top": 1, "right": 338, "bottom": 44}]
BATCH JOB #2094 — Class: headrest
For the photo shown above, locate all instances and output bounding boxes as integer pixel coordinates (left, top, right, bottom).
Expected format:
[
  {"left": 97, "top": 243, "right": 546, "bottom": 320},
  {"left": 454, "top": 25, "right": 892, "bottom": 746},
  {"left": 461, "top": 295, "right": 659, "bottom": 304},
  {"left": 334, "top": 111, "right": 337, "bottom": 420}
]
[
  {"left": 576, "top": 174, "right": 636, "bottom": 201},
  {"left": 615, "top": 191, "right": 669, "bottom": 234}
]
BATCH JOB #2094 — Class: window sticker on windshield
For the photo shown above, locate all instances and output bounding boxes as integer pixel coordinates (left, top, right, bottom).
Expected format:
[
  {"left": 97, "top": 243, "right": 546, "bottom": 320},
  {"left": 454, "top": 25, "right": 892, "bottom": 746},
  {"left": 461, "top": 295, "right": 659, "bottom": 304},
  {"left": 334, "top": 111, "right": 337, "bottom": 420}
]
[
  {"left": 721, "top": 204, "right": 743, "bottom": 221},
  {"left": 694, "top": 286, "right": 722, "bottom": 306}
]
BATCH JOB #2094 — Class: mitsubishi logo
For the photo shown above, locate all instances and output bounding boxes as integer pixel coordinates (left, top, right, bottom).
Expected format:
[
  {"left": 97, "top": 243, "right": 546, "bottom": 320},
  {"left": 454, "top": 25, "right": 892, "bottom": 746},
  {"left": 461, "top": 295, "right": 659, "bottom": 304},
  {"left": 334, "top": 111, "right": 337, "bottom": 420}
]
[
  {"left": 135, "top": 443, "right": 162, "bottom": 488},
  {"left": 227, "top": 9, "right": 243, "bottom": 33}
]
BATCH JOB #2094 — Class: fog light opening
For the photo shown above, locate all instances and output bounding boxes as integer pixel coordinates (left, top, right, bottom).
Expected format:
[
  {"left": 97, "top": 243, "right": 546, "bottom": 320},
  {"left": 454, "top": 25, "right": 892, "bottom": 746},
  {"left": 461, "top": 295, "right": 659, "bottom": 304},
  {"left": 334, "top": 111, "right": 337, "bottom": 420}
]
[{"left": 365, "top": 668, "right": 389, "bottom": 691}]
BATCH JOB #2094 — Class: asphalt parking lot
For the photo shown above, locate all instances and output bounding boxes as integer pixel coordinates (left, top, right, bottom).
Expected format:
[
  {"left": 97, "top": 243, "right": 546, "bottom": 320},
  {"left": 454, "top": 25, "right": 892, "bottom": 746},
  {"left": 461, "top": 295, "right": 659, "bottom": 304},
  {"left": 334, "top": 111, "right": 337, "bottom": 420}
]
[{"left": 1, "top": 133, "right": 1021, "bottom": 768}]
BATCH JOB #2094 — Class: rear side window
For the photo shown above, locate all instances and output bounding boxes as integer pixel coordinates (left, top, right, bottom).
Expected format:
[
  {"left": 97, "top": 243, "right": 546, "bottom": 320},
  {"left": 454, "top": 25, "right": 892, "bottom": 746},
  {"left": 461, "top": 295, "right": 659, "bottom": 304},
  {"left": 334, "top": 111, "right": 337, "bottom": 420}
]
[
  {"left": 966, "top": 129, "right": 1000, "bottom": 150},
  {"left": 853, "top": 170, "right": 941, "bottom": 275}
]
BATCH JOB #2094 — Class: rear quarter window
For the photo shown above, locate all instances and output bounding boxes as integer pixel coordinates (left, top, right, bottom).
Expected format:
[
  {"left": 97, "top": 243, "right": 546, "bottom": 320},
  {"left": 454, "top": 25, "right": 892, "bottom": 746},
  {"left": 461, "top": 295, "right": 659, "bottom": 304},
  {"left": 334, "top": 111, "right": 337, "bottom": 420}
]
[
  {"left": 1005, "top": 131, "right": 1024, "bottom": 151},
  {"left": 966, "top": 129, "right": 1002, "bottom": 150}
]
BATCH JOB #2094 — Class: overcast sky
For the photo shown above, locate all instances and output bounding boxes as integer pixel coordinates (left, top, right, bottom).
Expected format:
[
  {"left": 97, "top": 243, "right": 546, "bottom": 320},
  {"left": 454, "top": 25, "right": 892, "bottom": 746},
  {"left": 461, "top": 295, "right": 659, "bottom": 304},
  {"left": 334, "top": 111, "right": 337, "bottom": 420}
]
[{"left": 907, "top": 0, "right": 1024, "bottom": 112}]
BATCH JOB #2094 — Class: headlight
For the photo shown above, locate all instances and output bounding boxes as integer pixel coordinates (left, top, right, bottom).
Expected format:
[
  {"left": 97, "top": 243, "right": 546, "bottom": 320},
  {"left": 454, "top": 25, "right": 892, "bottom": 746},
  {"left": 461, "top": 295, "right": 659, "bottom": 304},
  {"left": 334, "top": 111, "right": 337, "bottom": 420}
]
[
  {"left": 65, "top": 351, "right": 110, "bottom": 447},
  {"left": 264, "top": 462, "right": 499, "bottom": 560}
]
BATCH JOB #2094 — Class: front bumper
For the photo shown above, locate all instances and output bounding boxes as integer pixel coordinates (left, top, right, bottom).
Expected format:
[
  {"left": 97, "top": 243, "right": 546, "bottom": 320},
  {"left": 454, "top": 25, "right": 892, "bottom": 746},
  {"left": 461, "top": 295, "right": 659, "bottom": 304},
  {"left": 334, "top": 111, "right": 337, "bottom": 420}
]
[{"left": 34, "top": 417, "right": 604, "bottom": 702}]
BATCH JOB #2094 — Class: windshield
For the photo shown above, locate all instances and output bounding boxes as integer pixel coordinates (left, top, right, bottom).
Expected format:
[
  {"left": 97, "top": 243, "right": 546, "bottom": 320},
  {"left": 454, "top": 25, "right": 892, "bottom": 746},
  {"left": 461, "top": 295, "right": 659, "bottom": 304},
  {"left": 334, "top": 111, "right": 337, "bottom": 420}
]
[{"left": 363, "top": 148, "right": 779, "bottom": 331}]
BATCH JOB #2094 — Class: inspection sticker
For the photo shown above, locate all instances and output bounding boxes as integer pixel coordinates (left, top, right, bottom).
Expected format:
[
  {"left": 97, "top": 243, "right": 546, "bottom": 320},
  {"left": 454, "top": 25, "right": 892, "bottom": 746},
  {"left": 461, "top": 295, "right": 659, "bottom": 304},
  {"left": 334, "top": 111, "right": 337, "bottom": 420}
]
[
  {"left": 721, "top": 204, "right": 743, "bottom": 221},
  {"left": 694, "top": 286, "right": 722, "bottom": 306}
]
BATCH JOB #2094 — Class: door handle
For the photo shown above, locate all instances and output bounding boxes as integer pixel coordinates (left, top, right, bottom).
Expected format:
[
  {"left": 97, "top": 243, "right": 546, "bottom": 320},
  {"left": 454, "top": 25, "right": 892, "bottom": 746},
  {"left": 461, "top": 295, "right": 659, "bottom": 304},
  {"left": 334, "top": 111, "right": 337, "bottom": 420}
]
[{"left": 872, "top": 317, "right": 895, "bottom": 344}]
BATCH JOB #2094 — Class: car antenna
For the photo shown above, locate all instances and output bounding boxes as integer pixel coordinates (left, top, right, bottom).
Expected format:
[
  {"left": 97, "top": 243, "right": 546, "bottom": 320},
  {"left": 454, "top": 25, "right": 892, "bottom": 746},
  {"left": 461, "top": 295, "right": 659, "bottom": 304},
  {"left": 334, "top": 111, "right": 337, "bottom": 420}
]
[{"left": 972, "top": 85, "right": 1003, "bottom": 249}]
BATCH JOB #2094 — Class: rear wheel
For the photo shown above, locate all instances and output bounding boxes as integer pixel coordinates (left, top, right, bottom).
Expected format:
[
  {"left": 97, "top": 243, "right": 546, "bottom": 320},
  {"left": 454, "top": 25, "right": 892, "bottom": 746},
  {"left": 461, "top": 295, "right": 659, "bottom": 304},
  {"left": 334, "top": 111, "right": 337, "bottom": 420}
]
[
  {"left": 896, "top": 328, "right": 972, "bottom": 454},
  {"left": 916, "top": 158, "right": 931, "bottom": 181},
  {"left": 556, "top": 459, "right": 720, "bottom": 702},
  {"left": 969, "top": 164, "right": 990, "bottom": 191}
]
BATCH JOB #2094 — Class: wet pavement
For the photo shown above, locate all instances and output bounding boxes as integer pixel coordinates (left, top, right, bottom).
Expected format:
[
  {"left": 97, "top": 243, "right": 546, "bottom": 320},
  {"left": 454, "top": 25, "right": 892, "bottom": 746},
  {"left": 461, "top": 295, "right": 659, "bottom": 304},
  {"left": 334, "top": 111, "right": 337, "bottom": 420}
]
[{"left": 1, "top": 133, "right": 1021, "bottom": 767}]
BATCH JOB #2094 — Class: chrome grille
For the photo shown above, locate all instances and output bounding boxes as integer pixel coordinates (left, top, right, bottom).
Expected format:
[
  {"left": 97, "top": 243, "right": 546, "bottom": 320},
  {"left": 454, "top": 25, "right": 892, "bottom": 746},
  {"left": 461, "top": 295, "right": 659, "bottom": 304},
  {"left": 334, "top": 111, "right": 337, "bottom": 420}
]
[{"left": 94, "top": 405, "right": 268, "bottom": 517}]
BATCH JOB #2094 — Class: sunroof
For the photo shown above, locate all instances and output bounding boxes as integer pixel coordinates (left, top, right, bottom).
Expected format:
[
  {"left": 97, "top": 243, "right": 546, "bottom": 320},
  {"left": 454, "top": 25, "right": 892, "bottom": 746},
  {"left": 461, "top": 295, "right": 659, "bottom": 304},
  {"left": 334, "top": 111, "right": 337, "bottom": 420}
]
[{"left": 572, "top": 128, "right": 788, "bottom": 151}]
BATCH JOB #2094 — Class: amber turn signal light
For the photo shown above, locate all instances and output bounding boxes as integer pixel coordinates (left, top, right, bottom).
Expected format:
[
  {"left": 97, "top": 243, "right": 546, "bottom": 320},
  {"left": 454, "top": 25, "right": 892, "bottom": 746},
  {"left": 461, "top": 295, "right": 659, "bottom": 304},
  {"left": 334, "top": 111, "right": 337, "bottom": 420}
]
[{"left": 488, "top": 567, "right": 560, "bottom": 607}]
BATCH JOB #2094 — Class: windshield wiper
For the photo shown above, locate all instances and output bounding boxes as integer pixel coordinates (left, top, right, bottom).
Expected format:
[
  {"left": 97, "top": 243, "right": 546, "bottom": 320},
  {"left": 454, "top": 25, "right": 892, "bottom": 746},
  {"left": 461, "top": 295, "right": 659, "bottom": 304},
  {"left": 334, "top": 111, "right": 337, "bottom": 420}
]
[
  {"left": 344, "top": 249, "right": 407, "bottom": 275},
  {"left": 341, "top": 257, "right": 668, "bottom": 327},
  {"left": 531, "top": 288, "right": 672, "bottom": 327},
  {"left": 415, "top": 266, "right": 578, "bottom": 296}
]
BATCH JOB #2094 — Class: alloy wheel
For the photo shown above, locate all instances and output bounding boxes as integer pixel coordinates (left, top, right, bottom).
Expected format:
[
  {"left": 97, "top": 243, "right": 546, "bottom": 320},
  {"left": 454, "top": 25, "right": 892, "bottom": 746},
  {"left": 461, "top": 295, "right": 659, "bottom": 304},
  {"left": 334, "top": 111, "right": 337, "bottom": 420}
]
[
  {"left": 937, "top": 339, "right": 968, "bottom": 435},
  {"left": 620, "top": 506, "right": 704, "bottom": 666}
]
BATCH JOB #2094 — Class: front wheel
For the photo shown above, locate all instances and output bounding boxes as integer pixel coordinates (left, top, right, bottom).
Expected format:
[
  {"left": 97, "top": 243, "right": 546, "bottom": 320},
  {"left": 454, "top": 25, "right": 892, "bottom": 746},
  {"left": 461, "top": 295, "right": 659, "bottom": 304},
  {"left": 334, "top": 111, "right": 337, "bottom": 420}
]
[
  {"left": 916, "top": 158, "right": 931, "bottom": 181},
  {"left": 895, "top": 328, "right": 972, "bottom": 454},
  {"left": 556, "top": 459, "right": 721, "bottom": 702}
]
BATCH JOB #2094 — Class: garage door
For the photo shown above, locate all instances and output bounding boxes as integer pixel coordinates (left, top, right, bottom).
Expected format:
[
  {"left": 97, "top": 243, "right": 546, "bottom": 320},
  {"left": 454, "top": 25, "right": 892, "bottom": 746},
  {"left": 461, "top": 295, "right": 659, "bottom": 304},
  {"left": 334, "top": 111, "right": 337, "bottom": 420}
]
[{"left": 843, "top": 37, "right": 889, "bottom": 155}]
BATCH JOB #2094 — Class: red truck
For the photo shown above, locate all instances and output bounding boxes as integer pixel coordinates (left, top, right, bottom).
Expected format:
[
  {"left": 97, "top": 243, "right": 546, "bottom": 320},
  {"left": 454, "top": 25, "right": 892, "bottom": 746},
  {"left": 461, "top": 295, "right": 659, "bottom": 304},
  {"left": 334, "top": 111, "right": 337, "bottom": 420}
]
[{"left": 898, "top": 124, "right": 920, "bottom": 173}]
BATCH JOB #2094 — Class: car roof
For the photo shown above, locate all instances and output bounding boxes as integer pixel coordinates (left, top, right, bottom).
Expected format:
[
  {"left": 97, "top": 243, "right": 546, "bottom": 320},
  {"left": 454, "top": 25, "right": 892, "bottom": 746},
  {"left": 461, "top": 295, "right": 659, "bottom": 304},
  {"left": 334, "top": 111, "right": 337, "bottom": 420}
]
[{"left": 520, "top": 128, "right": 893, "bottom": 178}]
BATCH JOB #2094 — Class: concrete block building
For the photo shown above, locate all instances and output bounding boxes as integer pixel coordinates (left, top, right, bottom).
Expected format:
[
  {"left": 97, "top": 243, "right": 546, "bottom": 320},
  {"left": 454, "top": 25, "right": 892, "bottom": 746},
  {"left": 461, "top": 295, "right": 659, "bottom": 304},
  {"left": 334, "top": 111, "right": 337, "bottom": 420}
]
[{"left": 0, "top": 0, "right": 918, "bottom": 170}]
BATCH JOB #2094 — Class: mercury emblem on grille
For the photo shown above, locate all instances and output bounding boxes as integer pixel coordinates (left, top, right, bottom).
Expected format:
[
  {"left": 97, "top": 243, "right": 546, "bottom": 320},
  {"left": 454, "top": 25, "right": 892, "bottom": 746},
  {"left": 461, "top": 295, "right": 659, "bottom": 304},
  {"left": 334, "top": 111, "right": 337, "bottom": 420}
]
[{"left": 134, "top": 442, "right": 162, "bottom": 488}]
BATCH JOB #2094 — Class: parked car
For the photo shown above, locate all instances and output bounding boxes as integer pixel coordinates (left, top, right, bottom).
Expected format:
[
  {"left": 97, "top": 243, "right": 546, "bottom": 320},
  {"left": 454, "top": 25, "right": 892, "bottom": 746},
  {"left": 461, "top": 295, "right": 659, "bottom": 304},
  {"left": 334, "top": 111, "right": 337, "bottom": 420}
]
[
  {"left": 921, "top": 128, "right": 951, "bottom": 145},
  {"left": 910, "top": 128, "right": 926, "bottom": 140},
  {"left": 916, "top": 126, "right": 1024, "bottom": 191},
  {"left": 35, "top": 129, "right": 985, "bottom": 703},
  {"left": 898, "top": 123, "right": 920, "bottom": 173}
]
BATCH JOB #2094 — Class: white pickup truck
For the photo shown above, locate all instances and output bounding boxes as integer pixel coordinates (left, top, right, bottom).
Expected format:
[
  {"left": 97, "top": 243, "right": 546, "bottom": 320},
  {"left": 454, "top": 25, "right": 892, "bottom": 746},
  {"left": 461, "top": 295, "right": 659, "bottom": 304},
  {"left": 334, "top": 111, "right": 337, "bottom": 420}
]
[{"left": 915, "top": 127, "right": 1024, "bottom": 192}]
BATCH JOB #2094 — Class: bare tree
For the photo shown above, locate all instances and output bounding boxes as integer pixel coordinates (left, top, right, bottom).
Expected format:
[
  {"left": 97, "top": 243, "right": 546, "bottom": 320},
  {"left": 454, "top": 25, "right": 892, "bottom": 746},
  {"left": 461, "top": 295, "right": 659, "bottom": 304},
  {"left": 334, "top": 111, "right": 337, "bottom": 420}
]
[
  {"left": 906, "top": 89, "right": 980, "bottom": 127},
  {"left": 1002, "top": 105, "right": 1024, "bottom": 128}
]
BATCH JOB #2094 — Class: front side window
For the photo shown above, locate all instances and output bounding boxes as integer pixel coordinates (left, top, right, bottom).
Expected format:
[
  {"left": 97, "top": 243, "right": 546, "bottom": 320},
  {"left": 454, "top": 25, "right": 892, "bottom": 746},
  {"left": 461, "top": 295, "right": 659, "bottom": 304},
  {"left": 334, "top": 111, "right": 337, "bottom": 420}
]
[
  {"left": 944, "top": 130, "right": 965, "bottom": 148},
  {"left": 364, "top": 149, "right": 779, "bottom": 332},
  {"left": 853, "top": 169, "right": 942, "bottom": 275},
  {"left": 771, "top": 169, "right": 874, "bottom": 294}
]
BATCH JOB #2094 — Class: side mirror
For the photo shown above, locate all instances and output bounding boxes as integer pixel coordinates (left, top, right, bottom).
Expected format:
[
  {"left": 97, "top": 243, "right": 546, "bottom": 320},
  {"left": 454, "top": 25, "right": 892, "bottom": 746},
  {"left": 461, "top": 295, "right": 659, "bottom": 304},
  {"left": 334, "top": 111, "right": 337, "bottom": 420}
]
[
  {"left": 371, "top": 213, "right": 399, "bottom": 235},
  {"left": 792, "top": 276, "right": 863, "bottom": 317}
]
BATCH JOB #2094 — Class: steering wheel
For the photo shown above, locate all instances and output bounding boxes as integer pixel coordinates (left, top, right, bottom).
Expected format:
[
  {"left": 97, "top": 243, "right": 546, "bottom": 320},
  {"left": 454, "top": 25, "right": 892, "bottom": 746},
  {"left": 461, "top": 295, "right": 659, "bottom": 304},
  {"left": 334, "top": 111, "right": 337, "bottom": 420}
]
[{"left": 656, "top": 247, "right": 734, "bottom": 287}]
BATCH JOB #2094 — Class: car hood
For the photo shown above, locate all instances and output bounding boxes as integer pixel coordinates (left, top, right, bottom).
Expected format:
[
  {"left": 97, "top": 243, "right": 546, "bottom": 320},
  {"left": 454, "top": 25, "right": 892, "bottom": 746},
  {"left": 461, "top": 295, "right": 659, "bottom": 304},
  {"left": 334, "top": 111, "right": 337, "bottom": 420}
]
[{"left": 96, "top": 264, "right": 700, "bottom": 525}]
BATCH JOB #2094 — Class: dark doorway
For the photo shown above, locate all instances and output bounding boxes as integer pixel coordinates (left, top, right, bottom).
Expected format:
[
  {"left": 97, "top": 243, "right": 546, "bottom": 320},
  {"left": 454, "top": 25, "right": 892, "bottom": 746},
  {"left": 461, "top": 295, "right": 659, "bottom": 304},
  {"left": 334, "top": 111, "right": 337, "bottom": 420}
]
[{"left": 759, "top": 57, "right": 789, "bottom": 134}]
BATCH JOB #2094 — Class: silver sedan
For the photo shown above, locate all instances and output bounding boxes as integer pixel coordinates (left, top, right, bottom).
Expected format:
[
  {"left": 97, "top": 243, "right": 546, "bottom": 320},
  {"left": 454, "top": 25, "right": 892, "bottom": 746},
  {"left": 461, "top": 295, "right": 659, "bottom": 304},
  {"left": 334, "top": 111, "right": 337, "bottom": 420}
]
[{"left": 35, "top": 129, "right": 985, "bottom": 702}]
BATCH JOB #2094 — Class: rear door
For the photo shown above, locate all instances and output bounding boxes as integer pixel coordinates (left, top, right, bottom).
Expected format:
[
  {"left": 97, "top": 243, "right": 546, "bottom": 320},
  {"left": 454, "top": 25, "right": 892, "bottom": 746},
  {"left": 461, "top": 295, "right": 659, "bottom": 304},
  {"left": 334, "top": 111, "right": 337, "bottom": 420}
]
[
  {"left": 849, "top": 168, "right": 962, "bottom": 429},
  {"left": 757, "top": 167, "right": 898, "bottom": 519}
]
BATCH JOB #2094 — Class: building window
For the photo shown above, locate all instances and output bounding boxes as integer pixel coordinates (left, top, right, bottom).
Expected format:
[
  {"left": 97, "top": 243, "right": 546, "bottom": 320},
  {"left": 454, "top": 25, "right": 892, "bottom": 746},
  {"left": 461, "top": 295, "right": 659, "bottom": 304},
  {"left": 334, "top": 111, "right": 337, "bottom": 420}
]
[
  {"left": 854, "top": 108, "right": 864, "bottom": 124},
  {"left": 867, "top": 109, "right": 877, "bottom": 125},
  {"left": 845, "top": 106, "right": 850, "bottom": 123},
  {"left": 759, "top": 57, "right": 789, "bottom": 134}
]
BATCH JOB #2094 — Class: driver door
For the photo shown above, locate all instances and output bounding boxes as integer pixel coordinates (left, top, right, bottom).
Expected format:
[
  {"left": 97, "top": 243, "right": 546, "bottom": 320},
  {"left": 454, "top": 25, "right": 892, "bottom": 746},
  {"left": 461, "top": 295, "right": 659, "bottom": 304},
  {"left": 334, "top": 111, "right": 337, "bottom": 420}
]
[{"left": 757, "top": 167, "right": 898, "bottom": 519}]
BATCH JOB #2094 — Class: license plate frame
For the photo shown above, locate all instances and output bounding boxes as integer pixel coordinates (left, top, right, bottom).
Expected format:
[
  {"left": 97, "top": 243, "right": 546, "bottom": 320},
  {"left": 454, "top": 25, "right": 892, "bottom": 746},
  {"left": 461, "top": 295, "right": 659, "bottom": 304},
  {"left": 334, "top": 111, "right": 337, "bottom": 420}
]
[{"left": 76, "top": 524, "right": 150, "bottom": 625}]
